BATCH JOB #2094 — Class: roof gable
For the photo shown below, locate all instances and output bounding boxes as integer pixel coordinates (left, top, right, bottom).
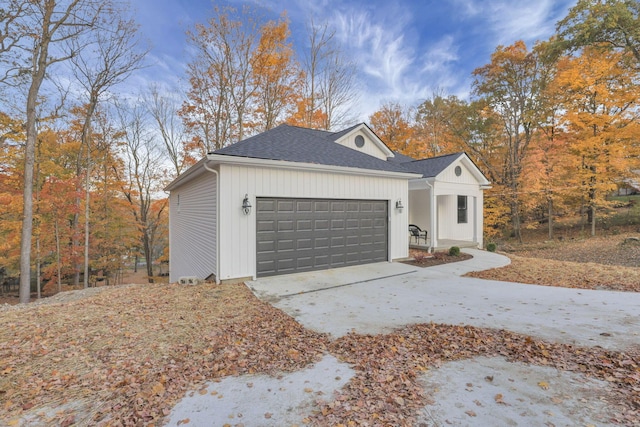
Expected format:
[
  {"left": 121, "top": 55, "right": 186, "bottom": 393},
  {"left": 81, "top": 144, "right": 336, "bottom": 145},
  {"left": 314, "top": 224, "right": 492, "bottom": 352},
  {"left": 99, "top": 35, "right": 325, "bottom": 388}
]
[
  {"left": 331, "top": 123, "right": 394, "bottom": 160},
  {"left": 211, "top": 124, "right": 413, "bottom": 175},
  {"left": 401, "top": 152, "right": 463, "bottom": 177},
  {"left": 401, "top": 152, "right": 490, "bottom": 185}
]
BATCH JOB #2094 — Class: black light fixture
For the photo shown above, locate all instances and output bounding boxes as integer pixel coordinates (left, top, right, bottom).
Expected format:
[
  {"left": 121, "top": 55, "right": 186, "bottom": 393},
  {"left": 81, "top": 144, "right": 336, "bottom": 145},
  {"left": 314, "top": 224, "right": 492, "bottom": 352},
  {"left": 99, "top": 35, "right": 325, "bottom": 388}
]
[
  {"left": 242, "top": 194, "right": 252, "bottom": 215},
  {"left": 395, "top": 199, "right": 404, "bottom": 211}
]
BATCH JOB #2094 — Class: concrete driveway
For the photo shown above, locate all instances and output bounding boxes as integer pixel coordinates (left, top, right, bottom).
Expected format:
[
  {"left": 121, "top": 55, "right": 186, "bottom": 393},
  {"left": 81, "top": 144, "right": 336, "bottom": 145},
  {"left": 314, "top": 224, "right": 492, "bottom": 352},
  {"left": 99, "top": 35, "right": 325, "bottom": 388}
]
[
  {"left": 168, "top": 250, "right": 639, "bottom": 426},
  {"left": 249, "top": 249, "right": 640, "bottom": 350}
]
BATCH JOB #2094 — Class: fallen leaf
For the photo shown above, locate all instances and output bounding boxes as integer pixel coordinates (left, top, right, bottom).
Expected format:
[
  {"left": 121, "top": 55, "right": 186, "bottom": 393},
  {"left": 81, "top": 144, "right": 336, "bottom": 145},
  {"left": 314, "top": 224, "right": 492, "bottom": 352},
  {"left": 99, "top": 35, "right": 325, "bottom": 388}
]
[
  {"left": 465, "top": 410, "right": 477, "bottom": 417},
  {"left": 537, "top": 381, "right": 549, "bottom": 390},
  {"left": 152, "top": 382, "right": 165, "bottom": 396},
  {"left": 264, "top": 412, "right": 272, "bottom": 419},
  {"left": 177, "top": 418, "right": 190, "bottom": 425},
  {"left": 494, "top": 393, "right": 506, "bottom": 405}
]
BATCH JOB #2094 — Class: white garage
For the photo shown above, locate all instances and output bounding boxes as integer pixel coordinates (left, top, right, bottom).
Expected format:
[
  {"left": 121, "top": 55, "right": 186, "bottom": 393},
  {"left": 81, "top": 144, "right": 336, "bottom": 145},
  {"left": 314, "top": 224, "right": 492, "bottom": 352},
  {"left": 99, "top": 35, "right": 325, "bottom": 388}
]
[{"left": 165, "top": 123, "right": 420, "bottom": 283}]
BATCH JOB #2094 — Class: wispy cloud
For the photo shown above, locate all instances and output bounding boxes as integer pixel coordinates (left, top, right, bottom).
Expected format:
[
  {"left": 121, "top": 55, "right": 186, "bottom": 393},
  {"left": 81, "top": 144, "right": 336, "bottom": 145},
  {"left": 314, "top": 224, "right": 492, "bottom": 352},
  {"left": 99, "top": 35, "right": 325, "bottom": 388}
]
[
  {"left": 456, "top": 0, "right": 575, "bottom": 47},
  {"left": 327, "top": 4, "right": 447, "bottom": 114},
  {"left": 130, "top": 0, "right": 576, "bottom": 122}
]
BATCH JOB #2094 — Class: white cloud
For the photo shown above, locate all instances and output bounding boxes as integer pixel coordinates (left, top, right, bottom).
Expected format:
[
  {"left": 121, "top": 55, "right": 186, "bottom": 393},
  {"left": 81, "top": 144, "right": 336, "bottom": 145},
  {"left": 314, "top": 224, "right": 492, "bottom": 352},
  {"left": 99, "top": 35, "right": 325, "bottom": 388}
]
[
  {"left": 420, "top": 35, "right": 459, "bottom": 73},
  {"left": 461, "top": 0, "right": 575, "bottom": 47}
]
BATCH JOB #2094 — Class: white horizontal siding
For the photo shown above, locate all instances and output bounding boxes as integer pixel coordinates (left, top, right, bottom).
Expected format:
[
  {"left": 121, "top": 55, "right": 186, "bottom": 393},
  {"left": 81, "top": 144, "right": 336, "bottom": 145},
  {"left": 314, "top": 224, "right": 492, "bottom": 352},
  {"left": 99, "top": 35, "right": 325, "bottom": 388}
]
[
  {"left": 218, "top": 164, "right": 409, "bottom": 280},
  {"left": 168, "top": 171, "right": 217, "bottom": 282}
]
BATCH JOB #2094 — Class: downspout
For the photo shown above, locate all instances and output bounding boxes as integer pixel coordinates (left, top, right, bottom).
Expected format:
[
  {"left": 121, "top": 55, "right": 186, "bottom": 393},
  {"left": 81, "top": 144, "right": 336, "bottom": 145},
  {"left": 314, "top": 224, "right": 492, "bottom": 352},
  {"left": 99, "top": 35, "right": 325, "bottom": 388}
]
[
  {"left": 203, "top": 160, "right": 221, "bottom": 284},
  {"left": 425, "top": 180, "right": 436, "bottom": 253}
]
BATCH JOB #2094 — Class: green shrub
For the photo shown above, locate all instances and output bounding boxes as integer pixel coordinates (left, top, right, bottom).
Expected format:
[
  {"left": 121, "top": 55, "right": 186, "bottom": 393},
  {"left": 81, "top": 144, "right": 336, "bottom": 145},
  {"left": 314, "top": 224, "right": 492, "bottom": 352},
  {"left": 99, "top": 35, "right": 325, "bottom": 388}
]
[
  {"left": 486, "top": 242, "right": 497, "bottom": 252},
  {"left": 448, "top": 246, "right": 460, "bottom": 256}
]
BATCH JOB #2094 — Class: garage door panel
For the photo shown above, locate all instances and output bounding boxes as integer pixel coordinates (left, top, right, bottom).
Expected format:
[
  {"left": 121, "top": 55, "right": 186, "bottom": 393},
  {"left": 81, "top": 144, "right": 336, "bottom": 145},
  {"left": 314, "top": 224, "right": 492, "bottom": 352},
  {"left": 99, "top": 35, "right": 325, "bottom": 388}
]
[
  {"left": 296, "top": 201, "right": 313, "bottom": 212},
  {"left": 257, "top": 219, "right": 276, "bottom": 232},
  {"left": 277, "top": 220, "right": 294, "bottom": 232},
  {"left": 277, "top": 200, "right": 295, "bottom": 212},
  {"left": 296, "top": 238, "right": 313, "bottom": 250},
  {"left": 256, "top": 198, "right": 388, "bottom": 277},
  {"left": 297, "top": 219, "right": 313, "bottom": 230},
  {"left": 277, "top": 239, "right": 295, "bottom": 251},
  {"left": 314, "top": 219, "right": 330, "bottom": 230},
  {"left": 314, "top": 201, "right": 330, "bottom": 212},
  {"left": 314, "top": 236, "right": 330, "bottom": 248},
  {"left": 257, "top": 240, "right": 275, "bottom": 252},
  {"left": 346, "top": 219, "right": 359, "bottom": 229},
  {"left": 331, "top": 219, "right": 345, "bottom": 229},
  {"left": 257, "top": 199, "right": 276, "bottom": 212}
]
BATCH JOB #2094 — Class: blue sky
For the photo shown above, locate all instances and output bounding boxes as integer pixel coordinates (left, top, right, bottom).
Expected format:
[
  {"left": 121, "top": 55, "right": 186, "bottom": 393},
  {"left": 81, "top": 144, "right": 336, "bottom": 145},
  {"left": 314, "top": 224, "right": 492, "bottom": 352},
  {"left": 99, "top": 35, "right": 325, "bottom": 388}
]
[{"left": 132, "top": 0, "right": 576, "bottom": 121}]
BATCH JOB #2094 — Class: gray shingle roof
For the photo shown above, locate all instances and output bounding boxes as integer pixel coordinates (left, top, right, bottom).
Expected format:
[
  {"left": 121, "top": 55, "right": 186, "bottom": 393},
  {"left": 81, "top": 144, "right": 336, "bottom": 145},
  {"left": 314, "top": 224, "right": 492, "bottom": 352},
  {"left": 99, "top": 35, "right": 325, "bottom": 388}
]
[
  {"left": 399, "top": 152, "right": 464, "bottom": 178},
  {"left": 387, "top": 151, "right": 416, "bottom": 164},
  {"left": 212, "top": 124, "right": 415, "bottom": 174}
]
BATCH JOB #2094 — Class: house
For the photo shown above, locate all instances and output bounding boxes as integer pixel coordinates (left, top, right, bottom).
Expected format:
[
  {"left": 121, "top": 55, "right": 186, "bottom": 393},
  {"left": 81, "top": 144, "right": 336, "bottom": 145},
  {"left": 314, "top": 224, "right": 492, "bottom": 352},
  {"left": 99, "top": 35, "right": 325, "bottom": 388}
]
[
  {"left": 164, "top": 123, "right": 490, "bottom": 283},
  {"left": 397, "top": 152, "right": 491, "bottom": 251}
]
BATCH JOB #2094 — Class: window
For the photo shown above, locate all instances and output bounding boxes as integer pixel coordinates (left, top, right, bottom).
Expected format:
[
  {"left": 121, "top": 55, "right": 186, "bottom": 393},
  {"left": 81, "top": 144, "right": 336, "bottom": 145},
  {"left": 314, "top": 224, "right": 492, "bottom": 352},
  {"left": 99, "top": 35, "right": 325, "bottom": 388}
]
[
  {"left": 355, "top": 135, "right": 365, "bottom": 148},
  {"left": 457, "top": 195, "right": 467, "bottom": 224}
]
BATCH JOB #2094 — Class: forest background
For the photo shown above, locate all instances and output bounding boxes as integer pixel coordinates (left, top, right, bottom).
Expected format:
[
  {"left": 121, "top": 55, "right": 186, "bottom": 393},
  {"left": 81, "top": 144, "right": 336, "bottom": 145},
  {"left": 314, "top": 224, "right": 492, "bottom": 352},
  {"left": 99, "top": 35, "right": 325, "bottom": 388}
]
[{"left": 1, "top": 0, "right": 639, "bottom": 302}]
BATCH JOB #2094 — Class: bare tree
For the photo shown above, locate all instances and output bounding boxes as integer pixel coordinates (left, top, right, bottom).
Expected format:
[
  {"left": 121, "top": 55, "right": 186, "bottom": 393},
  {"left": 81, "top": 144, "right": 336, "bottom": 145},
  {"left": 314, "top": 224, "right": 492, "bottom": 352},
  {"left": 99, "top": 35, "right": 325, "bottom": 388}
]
[
  {"left": 115, "top": 101, "right": 167, "bottom": 282},
  {"left": 145, "top": 85, "right": 187, "bottom": 176},
  {"left": 0, "top": 0, "right": 104, "bottom": 303},
  {"left": 69, "top": 5, "right": 147, "bottom": 288},
  {"left": 302, "top": 20, "right": 358, "bottom": 130},
  {"left": 0, "top": 1, "right": 29, "bottom": 85}
]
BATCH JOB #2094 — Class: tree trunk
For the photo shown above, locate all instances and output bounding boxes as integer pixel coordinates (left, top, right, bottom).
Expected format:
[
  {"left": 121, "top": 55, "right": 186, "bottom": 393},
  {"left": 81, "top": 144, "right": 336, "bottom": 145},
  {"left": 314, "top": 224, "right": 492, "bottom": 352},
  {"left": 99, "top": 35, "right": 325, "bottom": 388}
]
[
  {"left": 72, "top": 196, "right": 81, "bottom": 287},
  {"left": 36, "top": 236, "right": 41, "bottom": 299},
  {"left": 547, "top": 197, "right": 554, "bottom": 240},
  {"left": 510, "top": 195, "right": 522, "bottom": 243},
  {"left": 19, "top": 74, "right": 44, "bottom": 304},
  {"left": 83, "top": 109, "right": 94, "bottom": 289},
  {"left": 144, "top": 232, "right": 154, "bottom": 282},
  {"left": 55, "top": 218, "right": 62, "bottom": 293},
  {"left": 591, "top": 205, "right": 596, "bottom": 236}
]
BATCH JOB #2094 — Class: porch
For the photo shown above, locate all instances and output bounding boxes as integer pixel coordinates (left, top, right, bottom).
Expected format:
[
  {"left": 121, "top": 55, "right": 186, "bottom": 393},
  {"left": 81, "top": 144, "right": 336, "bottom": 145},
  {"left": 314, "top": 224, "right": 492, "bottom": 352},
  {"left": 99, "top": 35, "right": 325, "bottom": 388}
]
[
  {"left": 408, "top": 186, "right": 484, "bottom": 252},
  {"left": 409, "top": 239, "right": 480, "bottom": 252}
]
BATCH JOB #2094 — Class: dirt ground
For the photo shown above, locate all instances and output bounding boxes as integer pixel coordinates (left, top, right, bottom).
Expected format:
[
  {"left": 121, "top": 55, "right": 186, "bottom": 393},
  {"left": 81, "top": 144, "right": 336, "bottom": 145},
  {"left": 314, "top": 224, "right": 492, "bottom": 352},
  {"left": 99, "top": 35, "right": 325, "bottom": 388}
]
[
  {"left": 0, "top": 268, "right": 165, "bottom": 306},
  {"left": 500, "top": 229, "right": 640, "bottom": 268}
]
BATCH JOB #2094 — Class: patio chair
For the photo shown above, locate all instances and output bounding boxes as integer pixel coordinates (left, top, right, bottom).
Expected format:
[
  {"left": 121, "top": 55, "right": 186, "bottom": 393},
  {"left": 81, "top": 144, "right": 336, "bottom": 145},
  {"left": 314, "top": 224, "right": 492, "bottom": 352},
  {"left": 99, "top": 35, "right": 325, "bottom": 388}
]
[{"left": 409, "top": 224, "right": 428, "bottom": 244}]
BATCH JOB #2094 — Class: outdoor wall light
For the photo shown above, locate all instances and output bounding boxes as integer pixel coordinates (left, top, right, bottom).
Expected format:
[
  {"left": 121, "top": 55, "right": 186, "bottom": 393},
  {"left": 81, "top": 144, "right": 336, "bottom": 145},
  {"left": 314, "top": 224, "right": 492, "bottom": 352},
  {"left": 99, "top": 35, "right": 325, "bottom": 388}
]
[
  {"left": 242, "top": 194, "right": 252, "bottom": 215},
  {"left": 395, "top": 199, "right": 404, "bottom": 211}
]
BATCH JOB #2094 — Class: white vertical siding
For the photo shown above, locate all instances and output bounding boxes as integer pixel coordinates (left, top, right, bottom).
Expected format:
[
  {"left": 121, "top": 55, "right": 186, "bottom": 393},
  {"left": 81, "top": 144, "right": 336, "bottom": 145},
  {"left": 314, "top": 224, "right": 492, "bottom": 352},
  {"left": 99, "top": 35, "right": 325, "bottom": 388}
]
[
  {"left": 440, "top": 160, "right": 480, "bottom": 184},
  {"left": 168, "top": 171, "right": 217, "bottom": 282},
  {"left": 476, "top": 191, "right": 484, "bottom": 248},
  {"left": 437, "top": 195, "right": 473, "bottom": 240},
  {"left": 218, "top": 164, "right": 409, "bottom": 281},
  {"left": 408, "top": 189, "right": 431, "bottom": 236}
]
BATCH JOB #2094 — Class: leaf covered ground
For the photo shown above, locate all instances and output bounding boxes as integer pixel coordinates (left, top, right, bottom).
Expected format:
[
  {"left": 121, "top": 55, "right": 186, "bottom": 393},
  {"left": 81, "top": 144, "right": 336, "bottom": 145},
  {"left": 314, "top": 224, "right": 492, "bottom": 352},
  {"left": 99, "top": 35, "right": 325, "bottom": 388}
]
[
  {"left": 0, "top": 283, "right": 329, "bottom": 426},
  {"left": 1, "top": 280, "right": 639, "bottom": 426},
  {"left": 468, "top": 232, "right": 640, "bottom": 292},
  {"left": 2, "top": 234, "right": 640, "bottom": 425}
]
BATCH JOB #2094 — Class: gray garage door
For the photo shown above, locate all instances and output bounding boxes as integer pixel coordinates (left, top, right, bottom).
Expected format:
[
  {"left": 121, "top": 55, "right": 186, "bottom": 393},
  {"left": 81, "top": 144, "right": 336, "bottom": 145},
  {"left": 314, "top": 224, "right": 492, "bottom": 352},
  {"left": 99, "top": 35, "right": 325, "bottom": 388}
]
[{"left": 256, "top": 198, "right": 388, "bottom": 277}]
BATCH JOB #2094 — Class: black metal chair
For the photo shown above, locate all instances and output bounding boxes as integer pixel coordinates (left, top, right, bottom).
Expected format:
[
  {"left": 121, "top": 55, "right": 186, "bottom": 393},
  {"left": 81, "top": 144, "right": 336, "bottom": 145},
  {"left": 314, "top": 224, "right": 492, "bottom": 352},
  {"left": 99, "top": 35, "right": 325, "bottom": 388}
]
[{"left": 409, "top": 224, "right": 428, "bottom": 244}]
